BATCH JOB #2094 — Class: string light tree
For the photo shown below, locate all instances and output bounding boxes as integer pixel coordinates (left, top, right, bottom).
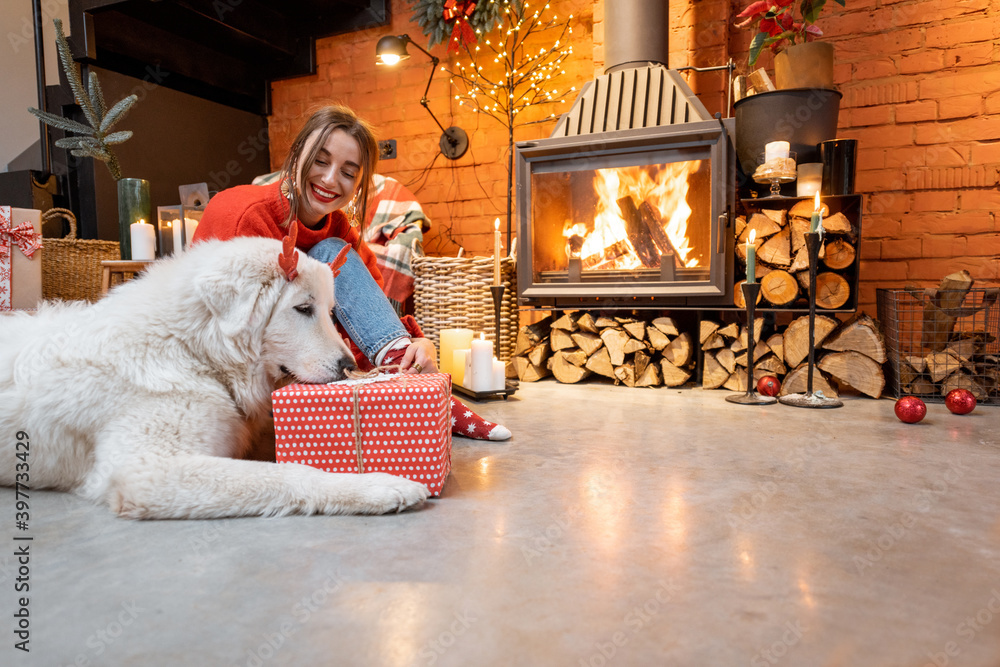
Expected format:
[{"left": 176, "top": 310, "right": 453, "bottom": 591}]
[{"left": 443, "top": 0, "right": 576, "bottom": 245}]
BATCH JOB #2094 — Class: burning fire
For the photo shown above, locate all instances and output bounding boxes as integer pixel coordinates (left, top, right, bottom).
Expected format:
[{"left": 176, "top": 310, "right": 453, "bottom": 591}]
[{"left": 566, "top": 162, "right": 700, "bottom": 271}]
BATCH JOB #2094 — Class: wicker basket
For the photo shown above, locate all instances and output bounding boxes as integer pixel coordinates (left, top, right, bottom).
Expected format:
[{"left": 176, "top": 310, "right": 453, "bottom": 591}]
[
  {"left": 41, "top": 208, "right": 120, "bottom": 302},
  {"left": 412, "top": 256, "right": 518, "bottom": 361}
]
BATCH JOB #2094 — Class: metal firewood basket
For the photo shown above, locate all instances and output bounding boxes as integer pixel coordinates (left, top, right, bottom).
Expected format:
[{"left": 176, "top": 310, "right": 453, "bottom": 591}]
[{"left": 877, "top": 288, "right": 999, "bottom": 404}]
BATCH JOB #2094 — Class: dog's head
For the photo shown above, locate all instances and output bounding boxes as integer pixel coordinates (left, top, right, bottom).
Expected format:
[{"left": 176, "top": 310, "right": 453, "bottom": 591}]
[{"left": 191, "top": 237, "right": 356, "bottom": 385}]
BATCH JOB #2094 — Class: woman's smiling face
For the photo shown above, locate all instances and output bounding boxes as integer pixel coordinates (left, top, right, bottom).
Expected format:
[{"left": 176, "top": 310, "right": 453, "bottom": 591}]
[{"left": 296, "top": 128, "right": 362, "bottom": 228}]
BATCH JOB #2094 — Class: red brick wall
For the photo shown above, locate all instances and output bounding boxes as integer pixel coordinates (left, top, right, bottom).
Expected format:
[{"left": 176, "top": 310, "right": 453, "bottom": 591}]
[{"left": 270, "top": 0, "right": 1000, "bottom": 315}]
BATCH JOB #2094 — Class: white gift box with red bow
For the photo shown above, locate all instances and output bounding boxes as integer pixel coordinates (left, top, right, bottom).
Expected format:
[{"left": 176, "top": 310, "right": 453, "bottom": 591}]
[
  {"left": 0, "top": 206, "right": 43, "bottom": 311},
  {"left": 272, "top": 373, "right": 453, "bottom": 496}
]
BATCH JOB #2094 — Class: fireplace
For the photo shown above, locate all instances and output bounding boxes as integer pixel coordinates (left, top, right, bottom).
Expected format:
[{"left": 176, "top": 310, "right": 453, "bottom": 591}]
[{"left": 514, "top": 0, "right": 737, "bottom": 310}]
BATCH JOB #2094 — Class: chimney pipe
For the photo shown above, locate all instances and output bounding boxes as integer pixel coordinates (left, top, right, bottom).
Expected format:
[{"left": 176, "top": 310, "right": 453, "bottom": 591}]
[{"left": 604, "top": 0, "right": 669, "bottom": 74}]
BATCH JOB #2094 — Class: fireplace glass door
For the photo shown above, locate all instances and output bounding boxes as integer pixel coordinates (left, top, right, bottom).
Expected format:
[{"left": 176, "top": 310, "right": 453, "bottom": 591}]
[{"left": 516, "top": 121, "right": 735, "bottom": 308}]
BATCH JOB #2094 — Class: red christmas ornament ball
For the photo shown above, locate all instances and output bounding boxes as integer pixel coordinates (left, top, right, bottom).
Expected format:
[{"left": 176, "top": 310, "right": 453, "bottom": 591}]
[
  {"left": 894, "top": 396, "right": 927, "bottom": 424},
  {"left": 945, "top": 388, "right": 977, "bottom": 415},
  {"left": 757, "top": 375, "right": 781, "bottom": 397}
]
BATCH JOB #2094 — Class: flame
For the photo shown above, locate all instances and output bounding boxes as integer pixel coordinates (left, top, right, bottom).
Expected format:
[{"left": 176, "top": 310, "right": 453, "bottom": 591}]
[
  {"left": 562, "top": 221, "right": 588, "bottom": 258},
  {"left": 579, "top": 162, "right": 700, "bottom": 270}
]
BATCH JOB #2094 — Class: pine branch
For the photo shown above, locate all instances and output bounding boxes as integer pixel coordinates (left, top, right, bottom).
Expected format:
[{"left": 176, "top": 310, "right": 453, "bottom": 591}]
[
  {"left": 27, "top": 108, "right": 95, "bottom": 136},
  {"left": 27, "top": 18, "right": 137, "bottom": 181},
  {"left": 53, "top": 19, "right": 99, "bottom": 129}
]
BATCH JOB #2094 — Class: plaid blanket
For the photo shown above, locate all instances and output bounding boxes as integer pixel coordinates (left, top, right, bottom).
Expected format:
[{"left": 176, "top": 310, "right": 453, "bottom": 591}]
[
  {"left": 362, "top": 175, "right": 429, "bottom": 315},
  {"left": 251, "top": 172, "right": 427, "bottom": 315}
]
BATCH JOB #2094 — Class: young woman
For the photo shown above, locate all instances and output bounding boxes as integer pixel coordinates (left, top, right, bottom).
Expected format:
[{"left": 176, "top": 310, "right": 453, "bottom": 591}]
[{"left": 192, "top": 105, "right": 510, "bottom": 441}]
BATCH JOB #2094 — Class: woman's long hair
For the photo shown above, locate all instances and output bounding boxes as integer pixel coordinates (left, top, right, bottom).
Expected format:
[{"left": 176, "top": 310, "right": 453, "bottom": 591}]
[{"left": 279, "top": 105, "right": 379, "bottom": 231}]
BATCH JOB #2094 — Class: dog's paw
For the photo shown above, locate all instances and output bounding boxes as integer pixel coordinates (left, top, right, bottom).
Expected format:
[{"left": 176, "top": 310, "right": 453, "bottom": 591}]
[{"left": 349, "top": 473, "right": 430, "bottom": 514}]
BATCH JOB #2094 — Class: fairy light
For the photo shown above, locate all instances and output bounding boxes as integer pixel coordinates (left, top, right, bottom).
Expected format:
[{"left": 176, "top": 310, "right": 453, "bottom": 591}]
[{"left": 444, "top": 1, "right": 574, "bottom": 130}]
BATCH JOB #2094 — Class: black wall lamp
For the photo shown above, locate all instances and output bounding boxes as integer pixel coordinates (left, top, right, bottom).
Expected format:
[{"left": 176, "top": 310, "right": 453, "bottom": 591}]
[{"left": 375, "top": 34, "right": 469, "bottom": 160}]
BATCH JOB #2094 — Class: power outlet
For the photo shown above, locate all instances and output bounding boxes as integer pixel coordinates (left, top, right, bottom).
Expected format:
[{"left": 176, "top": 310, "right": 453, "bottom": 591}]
[{"left": 378, "top": 139, "right": 397, "bottom": 160}]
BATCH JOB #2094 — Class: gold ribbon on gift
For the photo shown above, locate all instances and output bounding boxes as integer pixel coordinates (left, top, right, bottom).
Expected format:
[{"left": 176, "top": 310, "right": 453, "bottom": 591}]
[{"left": 344, "top": 366, "right": 412, "bottom": 474}]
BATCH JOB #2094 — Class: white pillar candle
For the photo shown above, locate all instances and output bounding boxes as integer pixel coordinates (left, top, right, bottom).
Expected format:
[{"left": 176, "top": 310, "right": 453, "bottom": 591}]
[
  {"left": 764, "top": 140, "right": 790, "bottom": 162},
  {"left": 130, "top": 219, "right": 156, "bottom": 260},
  {"left": 467, "top": 333, "right": 494, "bottom": 392},
  {"left": 171, "top": 218, "right": 183, "bottom": 254},
  {"left": 184, "top": 217, "right": 199, "bottom": 248},
  {"left": 453, "top": 349, "right": 470, "bottom": 387},
  {"left": 796, "top": 163, "right": 823, "bottom": 197},
  {"left": 492, "top": 358, "right": 506, "bottom": 391},
  {"left": 439, "top": 328, "right": 474, "bottom": 376}
]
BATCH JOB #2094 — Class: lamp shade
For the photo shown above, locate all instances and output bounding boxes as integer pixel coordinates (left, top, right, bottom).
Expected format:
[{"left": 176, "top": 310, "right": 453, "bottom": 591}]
[{"left": 375, "top": 35, "right": 410, "bottom": 66}]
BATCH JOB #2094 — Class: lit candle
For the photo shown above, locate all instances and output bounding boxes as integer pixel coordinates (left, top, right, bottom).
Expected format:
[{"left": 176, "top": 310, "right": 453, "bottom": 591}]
[
  {"left": 493, "top": 218, "right": 502, "bottom": 286},
  {"left": 746, "top": 228, "right": 757, "bottom": 284},
  {"left": 810, "top": 191, "right": 823, "bottom": 234},
  {"left": 453, "top": 349, "right": 469, "bottom": 387},
  {"left": 764, "top": 140, "right": 790, "bottom": 162},
  {"left": 492, "top": 357, "right": 506, "bottom": 391},
  {"left": 468, "top": 333, "right": 494, "bottom": 392},
  {"left": 796, "top": 163, "right": 823, "bottom": 198},
  {"left": 438, "top": 328, "right": 473, "bottom": 376},
  {"left": 130, "top": 218, "right": 156, "bottom": 260}
]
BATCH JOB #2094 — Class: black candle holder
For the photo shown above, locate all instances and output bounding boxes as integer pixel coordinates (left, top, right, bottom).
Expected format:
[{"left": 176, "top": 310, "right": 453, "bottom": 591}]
[
  {"left": 490, "top": 284, "right": 505, "bottom": 348},
  {"left": 726, "top": 281, "right": 776, "bottom": 405},
  {"left": 779, "top": 231, "right": 843, "bottom": 409}
]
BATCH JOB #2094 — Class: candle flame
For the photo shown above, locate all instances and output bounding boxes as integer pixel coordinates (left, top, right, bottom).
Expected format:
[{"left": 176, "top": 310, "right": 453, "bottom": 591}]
[
  {"left": 814, "top": 190, "right": 820, "bottom": 211},
  {"left": 494, "top": 218, "right": 500, "bottom": 231},
  {"left": 480, "top": 332, "right": 485, "bottom": 341},
  {"left": 748, "top": 229, "right": 757, "bottom": 245}
]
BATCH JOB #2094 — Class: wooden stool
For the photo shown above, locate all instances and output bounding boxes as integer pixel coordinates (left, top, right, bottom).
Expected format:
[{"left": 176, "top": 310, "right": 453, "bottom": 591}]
[{"left": 101, "top": 260, "right": 153, "bottom": 294}]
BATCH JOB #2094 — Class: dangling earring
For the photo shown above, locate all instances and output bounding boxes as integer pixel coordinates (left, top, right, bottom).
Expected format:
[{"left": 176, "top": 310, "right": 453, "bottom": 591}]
[
  {"left": 280, "top": 178, "right": 293, "bottom": 201},
  {"left": 346, "top": 196, "right": 360, "bottom": 228}
]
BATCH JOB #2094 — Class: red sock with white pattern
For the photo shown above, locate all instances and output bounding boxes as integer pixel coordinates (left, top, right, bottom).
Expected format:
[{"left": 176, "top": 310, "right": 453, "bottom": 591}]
[{"left": 450, "top": 397, "right": 511, "bottom": 441}]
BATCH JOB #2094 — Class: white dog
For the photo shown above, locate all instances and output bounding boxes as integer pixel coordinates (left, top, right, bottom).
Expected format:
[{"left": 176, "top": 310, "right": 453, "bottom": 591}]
[{"left": 0, "top": 237, "right": 429, "bottom": 519}]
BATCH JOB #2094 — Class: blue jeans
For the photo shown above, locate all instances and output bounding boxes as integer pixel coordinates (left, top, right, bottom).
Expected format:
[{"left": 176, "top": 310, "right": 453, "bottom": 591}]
[{"left": 308, "top": 238, "right": 407, "bottom": 362}]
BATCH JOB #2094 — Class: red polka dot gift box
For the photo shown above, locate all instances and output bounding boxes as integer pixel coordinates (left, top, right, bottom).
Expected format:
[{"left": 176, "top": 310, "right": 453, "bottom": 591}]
[{"left": 272, "top": 373, "right": 452, "bottom": 496}]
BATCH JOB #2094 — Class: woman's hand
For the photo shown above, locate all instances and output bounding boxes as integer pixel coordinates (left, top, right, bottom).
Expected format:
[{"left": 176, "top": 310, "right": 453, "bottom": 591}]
[{"left": 398, "top": 338, "right": 438, "bottom": 374}]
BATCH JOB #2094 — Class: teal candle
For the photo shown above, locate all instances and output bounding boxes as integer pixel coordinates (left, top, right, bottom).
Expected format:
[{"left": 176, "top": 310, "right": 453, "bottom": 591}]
[
  {"left": 746, "top": 230, "right": 756, "bottom": 284},
  {"left": 810, "top": 191, "right": 823, "bottom": 234}
]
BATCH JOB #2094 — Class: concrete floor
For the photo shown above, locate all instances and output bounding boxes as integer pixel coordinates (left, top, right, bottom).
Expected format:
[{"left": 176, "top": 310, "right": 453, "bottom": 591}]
[{"left": 2, "top": 381, "right": 999, "bottom": 666}]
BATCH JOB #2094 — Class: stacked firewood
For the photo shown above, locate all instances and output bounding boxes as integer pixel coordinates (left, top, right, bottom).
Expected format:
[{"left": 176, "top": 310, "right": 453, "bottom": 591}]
[
  {"left": 511, "top": 312, "right": 695, "bottom": 387},
  {"left": 735, "top": 199, "right": 856, "bottom": 309},
  {"left": 701, "top": 312, "right": 887, "bottom": 398},
  {"left": 895, "top": 270, "right": 1000, "bottom": 399}
]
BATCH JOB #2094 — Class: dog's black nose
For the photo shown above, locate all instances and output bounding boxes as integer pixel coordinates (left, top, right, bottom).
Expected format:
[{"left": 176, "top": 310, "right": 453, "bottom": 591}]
[{"left": 335, "top": 358, "right": 357, "bottom": 380}]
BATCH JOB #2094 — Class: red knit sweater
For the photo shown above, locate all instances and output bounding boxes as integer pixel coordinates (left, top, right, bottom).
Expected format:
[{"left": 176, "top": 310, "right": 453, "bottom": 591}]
[
  {"left": 193, "top": 181, "right": 421, "bottom": 367},
  {"left": 192, "top": 181, "right": 384, "bottom": 287}
]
